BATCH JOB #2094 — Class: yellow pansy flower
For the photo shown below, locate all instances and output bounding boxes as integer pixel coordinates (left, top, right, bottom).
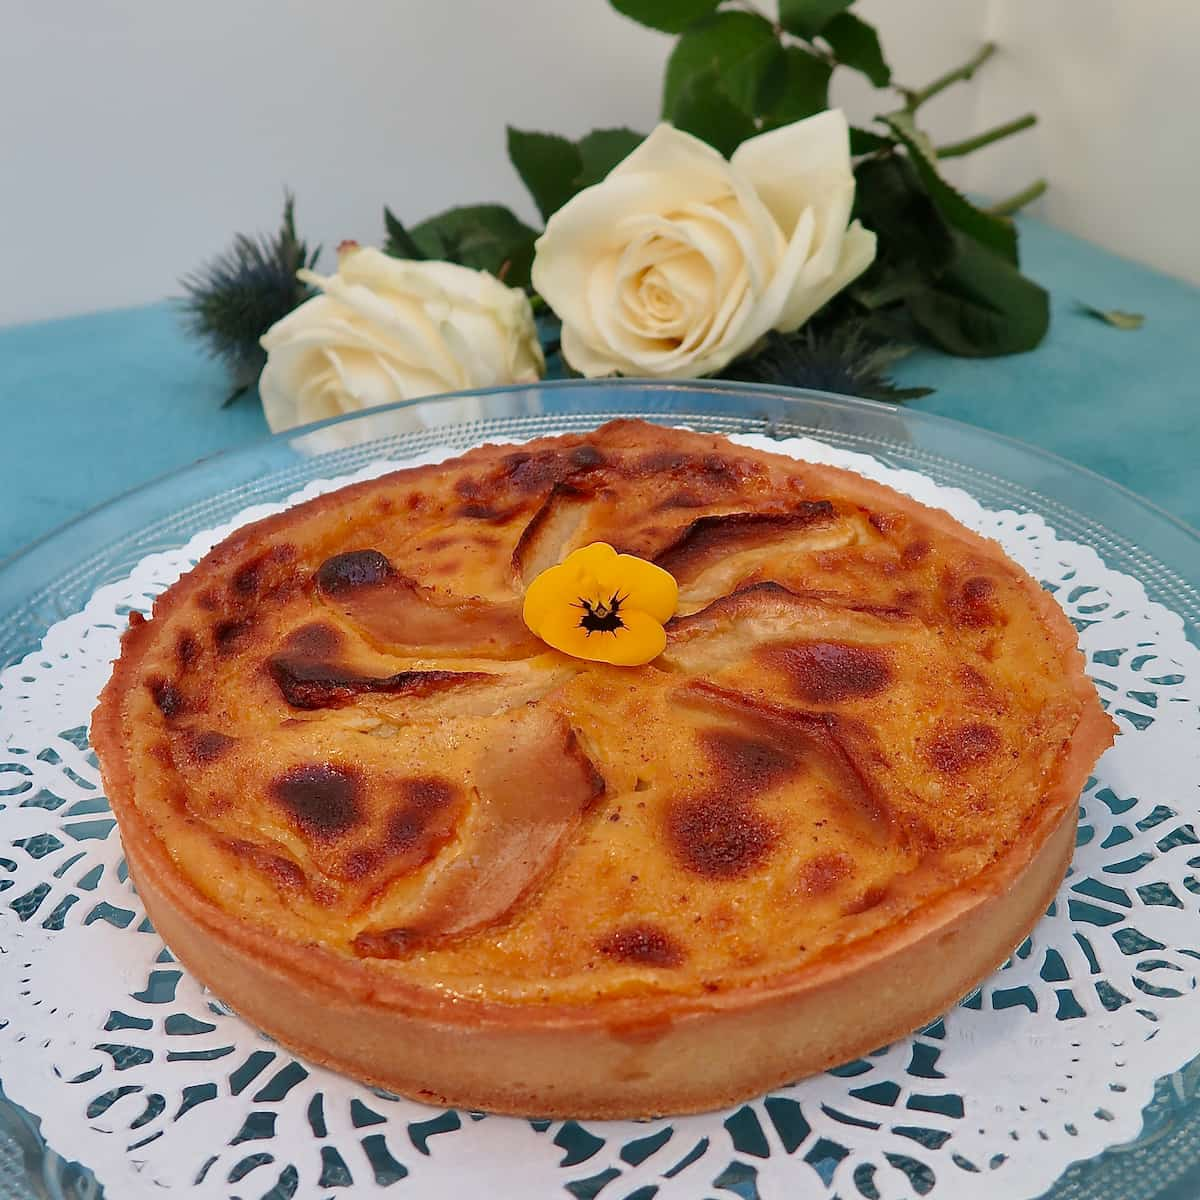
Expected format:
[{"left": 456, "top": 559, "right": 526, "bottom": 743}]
[{"left": 522, "top": 542, "right": 679, "bottom": 667}]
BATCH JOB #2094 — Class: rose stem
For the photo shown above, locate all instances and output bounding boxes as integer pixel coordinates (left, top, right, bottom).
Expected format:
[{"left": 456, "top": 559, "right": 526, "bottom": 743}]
[
  {"left": 900, "top": 42, "right": 997, "bottom": 111},
  {"left": 985, "top": 179, "right": 1049, "bottom": 217},
  {"left": 935, "top": 113, "right": 1037, "bottom": 158}
]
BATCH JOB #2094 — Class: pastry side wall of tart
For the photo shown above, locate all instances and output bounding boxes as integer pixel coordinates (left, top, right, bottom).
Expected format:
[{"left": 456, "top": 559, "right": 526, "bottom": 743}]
[{"left": 92, "top": 420, "right": 1116, "bottom": 1117}]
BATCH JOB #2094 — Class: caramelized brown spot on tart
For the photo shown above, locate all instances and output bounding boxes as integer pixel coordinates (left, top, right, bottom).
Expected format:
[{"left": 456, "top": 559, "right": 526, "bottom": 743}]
[
  {"left": 270, "top": 763, "right": 362, "bottom": 839},
  {"left": 282, "top": 622, "right": 343, "bottom": 656},
  {"left": 351, "top": 927, "right": 414, "bottom": 958},
  {"left": 927, "top": 722, "right": 1002, "bottom": 774},
  {"left": 394, "top": 775, "right": 457, "bottom": 812},
  {"left": 315, "top": 549, "right": 395, "bottom": 595},
  {"left": 634, "top": 450, "right": 689, "bottom": 475},
  {"left": 339, "top": 846, "right": 381, "bottom": 882},
  {"left": 340, "top": 778, "right": 464, "bottom": 886},
  {"left": 181, "top": 730, "right": 236, "bottom": 764},
  {"left": 869, "top": 511, "right": 904, "bottom": 535},
  {"left": 224, "top": 837, "right": 307, "bottom": 892},
  {"left": 230, "top": 545, "right": 296, "bottom": 599},
  {"left": 666, "top": 792, "right": 778, "bottom": 879},
  {"left": 654, "top": 505, "right": 836, "bottom": 578},
  {"left": 598, "top": 924, "right": 685, "bottom": 967},
  {"left": 571, "top": 444, "right": 606, "bottom": 469},
  {"left": 213, "top": 618, "right": 252, "bottom": 654},
  {"left": 626, "top": 449, "right": 750, "bottom": 488},
  {"left": 148, "top": 677, "right": 185, "bottom": 719},
  {"left": 947, "top": 574, "right": 1000, "bottom": 628},
  {"left": 458, "top": 502, "right": 521, "bottom": 522},
  {"left": 701, "top": 453, "right": 740, "bottom": 478},
  {"left": 794, "top": 852, "right": 854, "bottom": 895},
  {"left": 700, "top": 728, "right": 802, "bottom": 795},
  {"left": 267, "top": 651, "right": 490, "bottom": 711},
  {"left": 176, "top": 632, "right": 200, "bottom": 667},
  {"left": 852, "top": 601, "right": 915, "bottom": 622},
  {"left": 385, "top": 778, "right": 463, "bottom": 860},
  {"left": 901, "top": 539, "right": 932, "bottom": 568},
  {"left": 231, "top": 558, "right": 263, "bottom": 597},
  {"left": 678, "top": 682, "right": 893, "bottom": 843},
  {"left": 766, "top": 641, "right": 893, "bottom": 704},
  {"left": 501, "top": 449, "right": 586, "bottom": 494}
]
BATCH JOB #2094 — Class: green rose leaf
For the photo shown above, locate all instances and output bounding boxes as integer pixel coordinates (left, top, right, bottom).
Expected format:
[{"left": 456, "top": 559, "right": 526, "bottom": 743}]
[
  {"left": 849, "top": 125, "right": 893, "bottom": 155},
  {"left": 382, "top": 208, "right": 427, "bottom": 261},
  {"left": 1076, "top": 301, "right": 1145, "bottom": 330},
  {"left": 822, "top": 13, "right": 891, "bottom": 87},
  {"left": 778, "top": 0, "right": 853, "bottom": 39},
  {"left": 610, "top": 0, "right": 720, "bottom": 33},
  {"left": 410, "top": 204, "right": 538, "bottom": 291},
  {"left": 908, "top": 232, "right": 1049, "bottom": 356},
  {"left": 725, "top": 37, "right": 788, "bottom": 115},
  {"left": 575, "top": 128, "right": 645, "bottom": 189},
  {"left": 670, "top": 66, "right": 758, "bottom": 157},
  {"left": 663, "top": 12, "right": 780, "bottom": 120},
  {"left": 506, "top": 127, "right": 646, "bottom": 224},
  {"left": 761, "top": 46, "right": 833, "bottom": 129},
  {"left": 507, "top": 128, "right": 584, "bottom": 223},
  {"left": 850, "top": 154, "right": 955, "bottom": 308},
  {"left": 882, "top": 110, "right": 1018, "bottom": 264}
]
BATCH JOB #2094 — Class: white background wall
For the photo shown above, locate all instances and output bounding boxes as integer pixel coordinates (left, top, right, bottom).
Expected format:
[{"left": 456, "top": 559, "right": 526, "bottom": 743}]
[
  {"left": 0, "top": 0, "right": 1190, "bottom": 326},
  {"left": 966, "top": 1, "right": 1200, "bottom": 285}
]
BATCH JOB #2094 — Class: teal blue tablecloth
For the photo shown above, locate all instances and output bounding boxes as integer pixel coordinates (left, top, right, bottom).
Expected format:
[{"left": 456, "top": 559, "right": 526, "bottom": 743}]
[{"left": 1, "top": 215, "right": 1197, "bottom": 563}]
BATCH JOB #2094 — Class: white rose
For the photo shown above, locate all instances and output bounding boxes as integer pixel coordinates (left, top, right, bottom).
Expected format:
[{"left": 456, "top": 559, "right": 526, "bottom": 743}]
[
  {"left": 259, "top": 245, "right": 544, "bottom": 432},
  {"left": 531, "top": 110, "right": 876, "bottom": 380}
]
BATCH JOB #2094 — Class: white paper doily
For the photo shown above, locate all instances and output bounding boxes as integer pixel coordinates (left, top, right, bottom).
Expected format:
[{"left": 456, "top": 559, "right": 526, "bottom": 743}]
[{"left": 2, "top": 431, "right": 1198, "bottom": 1200}]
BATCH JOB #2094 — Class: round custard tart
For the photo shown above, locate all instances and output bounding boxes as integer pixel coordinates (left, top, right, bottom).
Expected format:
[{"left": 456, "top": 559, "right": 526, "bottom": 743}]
[{"left": 92, "top": 420, "right": 1116, "bottom": 1118}]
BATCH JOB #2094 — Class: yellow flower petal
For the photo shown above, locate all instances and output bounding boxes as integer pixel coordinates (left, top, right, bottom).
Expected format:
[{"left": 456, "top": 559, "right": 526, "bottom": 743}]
[
  {"left": 596, "top": 609, "right": 668, "bottom": 666},
  {"left": 533, "top": 604, "right": 666, "bottom": 666},
  {"left": 521, "top": 542, "right": 678, "bottom": 667},
  {"left": 534, "top": 602, "right": 603, "bottom": 660},
  {"left": 568, "top": 542, "right": 620, "bottom": 578},
  {"left": 597, "top": 553, "right": 678, "bottom": 624},
  {"left": 522, "top": 562, "right": 571, "bottom": 630}
]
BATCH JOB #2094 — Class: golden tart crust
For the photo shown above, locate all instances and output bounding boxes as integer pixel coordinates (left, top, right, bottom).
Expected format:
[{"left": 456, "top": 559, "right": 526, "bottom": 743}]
[{"left": 92, "top": 420, "right": 1115, "bottom": 1117}]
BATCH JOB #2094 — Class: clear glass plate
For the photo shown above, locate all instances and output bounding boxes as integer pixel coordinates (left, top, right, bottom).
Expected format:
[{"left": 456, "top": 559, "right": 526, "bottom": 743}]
[{"left": 1, "top": 379, "right": 1198, "bottom": 1200}]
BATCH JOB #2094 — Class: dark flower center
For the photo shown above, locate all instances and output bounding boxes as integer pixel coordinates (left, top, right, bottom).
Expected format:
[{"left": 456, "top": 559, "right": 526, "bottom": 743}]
[{"left": 576, "top": 592, "right": 627, "bottom": 636}]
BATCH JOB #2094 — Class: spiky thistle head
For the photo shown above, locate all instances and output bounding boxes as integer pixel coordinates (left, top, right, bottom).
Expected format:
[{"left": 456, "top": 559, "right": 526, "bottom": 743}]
[
  {"left": 178, "top": 193, "right": 320, "bottom": 405},
  {"left": 722, "top": 310, "right": 932, "bottom": 404}
]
